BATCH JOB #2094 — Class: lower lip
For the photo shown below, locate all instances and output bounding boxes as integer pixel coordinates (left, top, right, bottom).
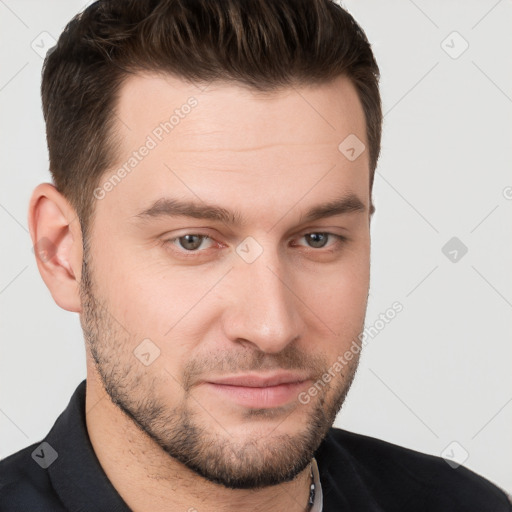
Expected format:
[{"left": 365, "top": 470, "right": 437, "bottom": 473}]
[{"left": 203, "top": 381, "right": 309, "bottom": 408}]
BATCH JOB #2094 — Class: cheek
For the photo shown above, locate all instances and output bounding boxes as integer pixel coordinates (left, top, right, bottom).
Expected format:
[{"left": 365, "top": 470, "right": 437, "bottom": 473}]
[
  {"left": 294, "top": 249, "right": 370, "bottom": 339},
  {"left": 307, "top": 273, "right": 368, "bottom": 326},
  {"left": 114, "top": 268, "right": 207, "bottom": 334},
  {"left": 87, "top": 234, "right": 190, "bottom": 338},
  {"left": 98, "top": 254, "right": 228, "bottom": 366}
]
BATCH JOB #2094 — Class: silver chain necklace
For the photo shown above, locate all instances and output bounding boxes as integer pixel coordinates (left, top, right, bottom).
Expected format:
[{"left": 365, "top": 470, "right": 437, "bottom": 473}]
[{"left": 307, "top": 462, "right": 316, "bottom": 510}]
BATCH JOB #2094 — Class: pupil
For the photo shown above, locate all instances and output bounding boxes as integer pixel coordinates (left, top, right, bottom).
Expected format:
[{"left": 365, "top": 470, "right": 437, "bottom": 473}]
[
  {"left": 181, "top": 235, "right": 202, "bottom": 250},
  {"left": 308, "top": 233, "right": 327, "bottom": 248}
]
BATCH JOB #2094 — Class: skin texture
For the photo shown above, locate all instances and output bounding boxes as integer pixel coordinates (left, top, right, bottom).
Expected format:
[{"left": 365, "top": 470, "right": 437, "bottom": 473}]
[{"left": 29, "top": 73, "right": 372, "bottom": 512}]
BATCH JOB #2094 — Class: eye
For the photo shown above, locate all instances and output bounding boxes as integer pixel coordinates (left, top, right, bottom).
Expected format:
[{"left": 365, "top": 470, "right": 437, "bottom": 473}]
[
  {"left": 163, "top": 231, "right": 347, "bottom": 258},
  {"left": 296, "top": 232, "right": 346, "bottom": 249},
  {"left": 170, "top": 234, "right": 214, "bottom": 252}
]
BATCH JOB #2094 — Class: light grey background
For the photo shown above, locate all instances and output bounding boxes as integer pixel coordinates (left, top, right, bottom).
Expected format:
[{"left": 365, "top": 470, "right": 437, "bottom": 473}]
[{"left": 1, "top": 0, "right": 511, "bottom": 494}]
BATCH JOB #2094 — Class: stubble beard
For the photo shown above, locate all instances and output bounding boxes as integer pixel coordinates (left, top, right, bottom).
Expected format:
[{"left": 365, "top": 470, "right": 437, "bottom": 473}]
[{"left": 79, "top": 250, "right": 361, "bottom": 489}]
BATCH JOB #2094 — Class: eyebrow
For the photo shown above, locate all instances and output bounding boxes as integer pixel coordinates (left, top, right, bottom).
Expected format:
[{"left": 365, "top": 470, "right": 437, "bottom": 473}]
[{"left": 134, "top": 193, "right": 368, "bottom": 226}]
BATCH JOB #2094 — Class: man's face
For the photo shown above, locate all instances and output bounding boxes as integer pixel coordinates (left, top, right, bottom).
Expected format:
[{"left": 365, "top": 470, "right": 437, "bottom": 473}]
[{"left": 80, "top": 73, "right": 371, "bottom": 488}]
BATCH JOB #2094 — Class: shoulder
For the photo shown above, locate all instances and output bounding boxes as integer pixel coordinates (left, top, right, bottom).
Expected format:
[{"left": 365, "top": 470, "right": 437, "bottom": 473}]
[
  {"left": 316, "top": 428, "right": 512, "bottom": 511},
  {"left": 0, "top": 442, "right": 66, "bottom": 511}
]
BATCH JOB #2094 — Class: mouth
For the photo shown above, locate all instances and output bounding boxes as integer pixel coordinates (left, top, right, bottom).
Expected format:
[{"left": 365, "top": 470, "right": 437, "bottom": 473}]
[{"left": 200, "top": 372, "right": 313, "bottom": 409}]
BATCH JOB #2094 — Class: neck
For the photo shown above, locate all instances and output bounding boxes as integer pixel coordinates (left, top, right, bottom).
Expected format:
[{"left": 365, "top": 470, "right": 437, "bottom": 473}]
[{"left": 85, "top": 371, "right": 313, "bottom": 512}]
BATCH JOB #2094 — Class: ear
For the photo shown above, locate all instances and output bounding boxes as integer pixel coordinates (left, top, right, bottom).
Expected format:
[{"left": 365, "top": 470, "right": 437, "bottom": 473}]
[{"left": 28, "top": 183, "right": 83, "bottom": 312}]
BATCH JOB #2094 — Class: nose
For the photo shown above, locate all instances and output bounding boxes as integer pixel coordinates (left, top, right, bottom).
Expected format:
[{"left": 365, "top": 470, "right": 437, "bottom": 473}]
[{"left": 221, "top": 249, "right": 304, "bottom": 354}]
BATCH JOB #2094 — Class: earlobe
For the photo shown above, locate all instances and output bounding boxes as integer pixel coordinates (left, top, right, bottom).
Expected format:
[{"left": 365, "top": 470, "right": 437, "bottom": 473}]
[{"left": 28, "top": 183, "right": 83, "bottom": 313}]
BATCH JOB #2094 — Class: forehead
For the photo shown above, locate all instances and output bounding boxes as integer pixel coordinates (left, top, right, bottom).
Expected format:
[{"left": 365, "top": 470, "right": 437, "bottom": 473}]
[
  {"left": 115, "top": 73, "right": 367, "bottom": 153},
  {"left": 97, "top": 73, "right": 370, "bottom": 225}
]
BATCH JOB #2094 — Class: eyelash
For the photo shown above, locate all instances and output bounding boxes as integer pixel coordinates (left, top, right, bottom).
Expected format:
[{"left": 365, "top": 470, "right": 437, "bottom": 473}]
[{"left": 163, "top": 232, "right": 348, "bottom": 258}]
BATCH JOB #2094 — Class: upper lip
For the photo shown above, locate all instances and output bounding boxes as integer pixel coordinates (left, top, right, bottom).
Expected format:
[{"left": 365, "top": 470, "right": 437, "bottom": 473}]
[{"left": 204, "top": 372, "right": 312, "bottom": 388}]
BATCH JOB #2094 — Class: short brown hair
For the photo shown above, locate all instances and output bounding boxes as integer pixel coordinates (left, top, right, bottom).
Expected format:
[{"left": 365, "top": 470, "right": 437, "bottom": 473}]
[{"left": 41, "top": 0, "right": 382, "bottom": 237}]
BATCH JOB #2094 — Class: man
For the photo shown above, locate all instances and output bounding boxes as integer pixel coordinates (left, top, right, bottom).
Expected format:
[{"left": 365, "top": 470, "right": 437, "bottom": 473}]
[{"left": 0, "top": 0, "right": 510, "bottom": 510}]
